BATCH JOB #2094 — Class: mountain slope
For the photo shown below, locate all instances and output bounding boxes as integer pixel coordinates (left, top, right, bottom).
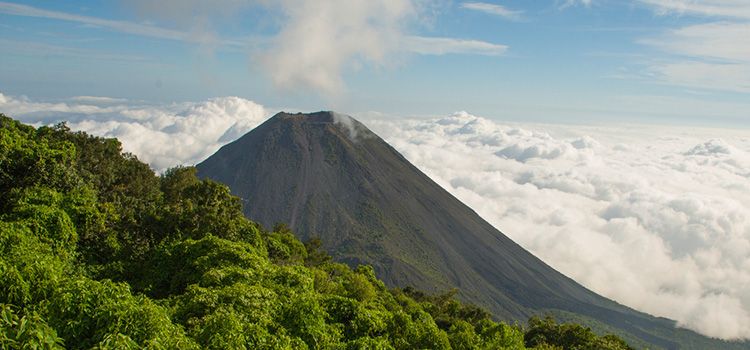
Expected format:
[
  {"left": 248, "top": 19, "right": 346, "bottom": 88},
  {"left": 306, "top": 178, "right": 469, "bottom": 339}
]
[{"left": 197, "top": 111, "right": 747, "bottom": 350}]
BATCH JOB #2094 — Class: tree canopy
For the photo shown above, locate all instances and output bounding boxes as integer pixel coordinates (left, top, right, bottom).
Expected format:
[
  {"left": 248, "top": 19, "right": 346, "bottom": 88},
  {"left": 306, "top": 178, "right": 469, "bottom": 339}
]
[{"left": 0, "top": 114, "right": 633, "bottom": 349}]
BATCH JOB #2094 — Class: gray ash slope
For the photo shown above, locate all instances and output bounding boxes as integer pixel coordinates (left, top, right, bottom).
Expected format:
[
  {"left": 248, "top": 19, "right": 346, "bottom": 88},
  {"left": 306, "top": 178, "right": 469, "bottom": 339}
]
[{"left": 197, "top": 111, "right": 747, "bottom": 350}]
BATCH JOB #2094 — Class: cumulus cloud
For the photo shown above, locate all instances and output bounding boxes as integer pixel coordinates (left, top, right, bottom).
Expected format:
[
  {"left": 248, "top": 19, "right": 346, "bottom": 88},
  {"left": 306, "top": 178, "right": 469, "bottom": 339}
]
[
  {"left": 366, "top": 112, "right": 750, "bottom": 340},
  {"left": 685, "top": 139, "right": 738, "bottom": 156},
  {"left": 0, "top": 92, "right": 269, "bottom": 172}
]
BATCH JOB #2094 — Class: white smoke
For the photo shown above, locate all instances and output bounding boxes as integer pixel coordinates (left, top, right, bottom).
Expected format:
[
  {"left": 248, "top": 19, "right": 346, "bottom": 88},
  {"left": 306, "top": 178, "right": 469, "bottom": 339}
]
[{"left": 122, "top": 0, "right": 505, "bottom": 97}]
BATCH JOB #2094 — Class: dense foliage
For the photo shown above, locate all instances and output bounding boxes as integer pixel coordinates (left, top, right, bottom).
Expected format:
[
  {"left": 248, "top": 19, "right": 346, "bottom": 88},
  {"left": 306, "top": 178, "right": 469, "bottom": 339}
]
[{"left": 0, "top": 114, "right": 634, "bottom": 349}]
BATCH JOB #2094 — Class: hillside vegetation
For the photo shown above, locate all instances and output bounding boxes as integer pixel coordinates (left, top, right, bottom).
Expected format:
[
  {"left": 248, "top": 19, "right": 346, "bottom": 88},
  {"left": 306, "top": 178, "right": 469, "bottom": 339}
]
[{"left": 0, "top": 114, "right": 633, "bottom": 349}]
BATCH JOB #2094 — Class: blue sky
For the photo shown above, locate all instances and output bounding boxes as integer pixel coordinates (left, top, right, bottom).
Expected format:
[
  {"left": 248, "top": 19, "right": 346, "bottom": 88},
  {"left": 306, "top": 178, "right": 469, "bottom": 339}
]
[{"left": 1, "top": 0, "right": 749, "bottom": 126}]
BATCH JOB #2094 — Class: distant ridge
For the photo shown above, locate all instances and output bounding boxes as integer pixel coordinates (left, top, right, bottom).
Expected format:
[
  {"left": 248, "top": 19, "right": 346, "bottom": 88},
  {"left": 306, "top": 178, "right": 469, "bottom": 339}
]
[{"left": 197, "top": 111, "right": 749, "bottom": 350}]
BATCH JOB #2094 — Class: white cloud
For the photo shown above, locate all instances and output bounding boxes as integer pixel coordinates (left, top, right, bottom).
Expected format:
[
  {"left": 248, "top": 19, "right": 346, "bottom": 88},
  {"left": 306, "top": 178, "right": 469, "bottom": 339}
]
[
  {"left": 628, "top": 2, "right": 750, "bottom": 94},
  {"left": 578, "top": 0, "right": 750, "bottom": 16},
  {"left": 686, "top": 139, "right": 737, "bottom": 156},
  {"left": 647, "top": 61, "right": 750, "bottom": 93},
  {"left": 569, "top": 1, "right": 750, "bottom": 94},
  {"left": 0, "top": 92, "right": 269, "bottom": 172},
  {"left": 460, "top": 2, "right": 523, "bottom": 21},
  {"left": 645, "top": 22, "right": 750, "bottom": 62},
  {"left": 403, "top": 36, "right": 508, "bottom": 56},
  {"left": 640, "top": 21, "right": 750, "bottom": 93},
  {"left": 366, "top": 112, "right": 750, "bottom": 340},
  {"left": 637, "top": 0, "right": 750, "bottom": 20}
]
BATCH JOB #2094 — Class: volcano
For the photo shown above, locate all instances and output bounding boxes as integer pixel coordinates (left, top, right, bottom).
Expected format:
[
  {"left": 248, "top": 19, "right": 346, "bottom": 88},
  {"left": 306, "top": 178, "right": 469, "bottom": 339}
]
[{"left": 197, "top": 111, "right": 745, "bottom": 350}]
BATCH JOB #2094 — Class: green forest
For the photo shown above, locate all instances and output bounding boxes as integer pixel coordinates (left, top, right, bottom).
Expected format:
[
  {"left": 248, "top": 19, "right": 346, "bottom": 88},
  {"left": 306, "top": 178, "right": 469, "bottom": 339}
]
[{"left": 0, "top": 113, "right": 634, "bottom": 349}]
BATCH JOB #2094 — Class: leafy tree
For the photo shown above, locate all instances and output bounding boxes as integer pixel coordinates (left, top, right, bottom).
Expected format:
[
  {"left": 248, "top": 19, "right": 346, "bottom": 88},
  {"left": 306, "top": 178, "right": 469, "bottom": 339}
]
[
  {"left": 304, "top": 237, "right": 332, "bottom": 267},
  {"left": 0, "top": 115, "right": 635, "bottom": 350},
  {"left": 0, "top": 304, "right": 64, "bottom": 349},
  {"left": 0, "top": 115, "right": 78, "bottom": 211},
  {"left": 525, "top": 316, "right": 633, "bottom": 350},
  {"left": 267, "top": 223, "right": 308, "bottom": 263}
]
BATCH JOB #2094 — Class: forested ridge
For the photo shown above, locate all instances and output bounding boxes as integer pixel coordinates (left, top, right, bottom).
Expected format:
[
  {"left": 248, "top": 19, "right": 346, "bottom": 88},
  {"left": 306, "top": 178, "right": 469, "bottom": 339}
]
[{"left": 0, "top": 114, "right": 633, "bottom": 349}]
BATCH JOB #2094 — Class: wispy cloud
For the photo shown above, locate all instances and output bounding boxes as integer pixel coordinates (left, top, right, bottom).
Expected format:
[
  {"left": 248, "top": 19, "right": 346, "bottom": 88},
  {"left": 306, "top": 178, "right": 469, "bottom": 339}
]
[
  {"left": 641, "top": 22, "right": 750, "bottom": 63},
  {"left": 0, "top": 38, "right": 152, "bottom": 62},
  {"left": 460, "top": 2, "right": 523, "bottom": 21},
  {"left": 553, "top": 1, "right": 747, "bottom": 94},
  {"left": 565, "top": 0, "right": 750, "bottom": 18},
  {"left": 645, "top": 61, "right": 750, "bottom": 93},
  {"left": 635, "top": 7, "right": 750, "bottom": 93},
  {"left": 569, "top": 0, "right": 750, "bottom": 93},
  {"left": 0, "top": 1, "right": 243, "bottom": 46},
  {"left": 404, "top": 36, "right": 508, "bottom": 56},
  {"left": 638, "top": 0, "right": 750, "bottom": 20}
]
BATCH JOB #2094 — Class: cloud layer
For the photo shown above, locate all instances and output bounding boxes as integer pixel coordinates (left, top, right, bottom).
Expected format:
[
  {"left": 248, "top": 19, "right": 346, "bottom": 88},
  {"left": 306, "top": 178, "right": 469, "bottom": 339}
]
[
  {"left": 368, "top": 112, "right": 750, "bottom": 340},
  {"left": 3, "top": 94, "right": 749, "bottom": 340}
]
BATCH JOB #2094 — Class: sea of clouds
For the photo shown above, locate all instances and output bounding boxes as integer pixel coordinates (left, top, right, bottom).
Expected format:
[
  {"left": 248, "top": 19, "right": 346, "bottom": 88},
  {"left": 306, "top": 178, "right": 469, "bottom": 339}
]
[
  {"left": 2, "top": 93, "right": 749, "bottom": 340},
  {"left": 368, "top": 113, "right": 750, "bottom": 340}
]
